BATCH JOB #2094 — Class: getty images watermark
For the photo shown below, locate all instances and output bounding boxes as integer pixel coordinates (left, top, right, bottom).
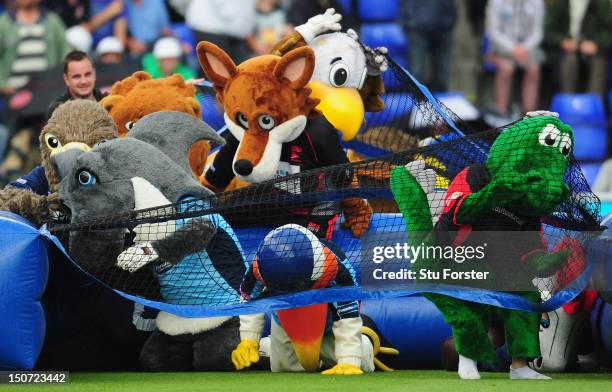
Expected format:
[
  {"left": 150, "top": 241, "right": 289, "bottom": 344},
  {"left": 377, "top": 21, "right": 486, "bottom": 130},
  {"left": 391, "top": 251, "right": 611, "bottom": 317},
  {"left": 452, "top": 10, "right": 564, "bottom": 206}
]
[{"left": 370, "top": 242, "right": 490, "bottom": 281}]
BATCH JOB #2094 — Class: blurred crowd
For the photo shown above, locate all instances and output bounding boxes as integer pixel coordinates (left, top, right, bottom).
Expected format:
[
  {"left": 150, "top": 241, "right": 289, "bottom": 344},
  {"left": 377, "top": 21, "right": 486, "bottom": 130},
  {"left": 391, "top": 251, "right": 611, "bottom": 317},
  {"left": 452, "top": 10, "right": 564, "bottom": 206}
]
[{"left": 1, "top": 0, "right": 612, "bottom": 185}]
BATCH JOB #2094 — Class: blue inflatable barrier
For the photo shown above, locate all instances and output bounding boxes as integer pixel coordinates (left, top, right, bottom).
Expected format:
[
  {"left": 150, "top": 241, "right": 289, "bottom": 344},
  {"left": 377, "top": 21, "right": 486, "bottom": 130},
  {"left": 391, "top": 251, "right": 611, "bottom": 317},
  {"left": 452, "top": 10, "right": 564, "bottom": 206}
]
[
  {"left": 362, "top": 296, "right": 451, "bottom": 369},
  {"left": 590, "top": 300, "right": 612, "bottom": 363},
  {"left": 0, "top": 212, "right": 48, "bottom": 370},
  {"left": 599, "top": 302, "right": 612, "bottom": 358}
]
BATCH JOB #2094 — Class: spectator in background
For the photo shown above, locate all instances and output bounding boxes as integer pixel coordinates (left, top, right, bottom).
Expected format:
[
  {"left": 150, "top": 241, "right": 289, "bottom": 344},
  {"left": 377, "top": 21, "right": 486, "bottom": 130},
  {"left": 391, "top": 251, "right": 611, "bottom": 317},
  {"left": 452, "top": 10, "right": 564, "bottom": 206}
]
[
  {"left": 5, "top": 51, "right": 104, "bottom": 193},
  {"left": 47, "top": 51, "right": 106, "bottom": 120},
  {"left": 46, "top": 0, "right": 89, "bottom": 28},
  {"left": 142, "top": 37, "right": 196, "bottom": 79},
  {"left": 96, "top": 36, "right": 125, "bottom": 64},
  {"left": 65, "top": 25, "right": 94, "bottom": 53},
  {"left": 287, "top": 0, "right": 357, "bottom": 31},
  {"left": 402, "top": 0, "right": 456, "bottom": 92},
  {"left": 545, "top": 0, "right": 612, "bottom": 97},
  {"left": 88, "top": 0, "right": 128, "bottom": 48},
  {"left": 48, "top": 1, "right": 129, "bottom": 53},
  {"left": 248, "top": 0, "right": 290, "bottom": 55},
  {"left": 125, "top": 0, "right": 171, "bottom": 57},
  {"left": 0, "top": 0, "right": 70, "bottom": 97},
  {"left": 0, "top": 0, "right": 70, "bottom": 184},
  {"left": 183, "top": 0, "right": 256, "bottom": 63},
  {"left": 486, "top": 0, "right": 545, "bottom": 117}
]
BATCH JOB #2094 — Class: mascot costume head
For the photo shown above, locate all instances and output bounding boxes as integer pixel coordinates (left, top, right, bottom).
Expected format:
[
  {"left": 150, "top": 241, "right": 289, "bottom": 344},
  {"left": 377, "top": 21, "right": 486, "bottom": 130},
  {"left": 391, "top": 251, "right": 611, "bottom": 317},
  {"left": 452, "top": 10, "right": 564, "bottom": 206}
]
[
  {"left": 271, "top": 8, "right": 386, "bottom": 141},
  {"left": 100, "top": 71, "right": 211, "bottom": 177},
  {"left": 0, "top": 100, "right": 117, "bottom": 226},
  {"left": 198, "top": 42, "right": 318, "bottom": 184}
]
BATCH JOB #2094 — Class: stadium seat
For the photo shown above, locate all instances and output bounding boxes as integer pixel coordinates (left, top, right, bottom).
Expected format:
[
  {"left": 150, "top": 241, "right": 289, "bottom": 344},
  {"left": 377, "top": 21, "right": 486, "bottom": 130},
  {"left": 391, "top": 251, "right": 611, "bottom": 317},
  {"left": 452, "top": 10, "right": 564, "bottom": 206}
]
[
  {"left": 551, "top": 93, "right": 607, "bottom": 126},
  {"left": 608, "top": 90, "right": 612, "bottom": 117},
  {"left": 337, "top": 0, "right": 352, "bottom": 14},
  {"left": 580, "top": 162, "right": 602, "bottom": 187},
  {"left": 571, "top": 124, "right": 608, "bottom": 161},
  {"left": 358, "top": 0, "right": 398, "bottom": 22},
  {"left": 360, "top": 23, "right": 407, "bottom": 60}
]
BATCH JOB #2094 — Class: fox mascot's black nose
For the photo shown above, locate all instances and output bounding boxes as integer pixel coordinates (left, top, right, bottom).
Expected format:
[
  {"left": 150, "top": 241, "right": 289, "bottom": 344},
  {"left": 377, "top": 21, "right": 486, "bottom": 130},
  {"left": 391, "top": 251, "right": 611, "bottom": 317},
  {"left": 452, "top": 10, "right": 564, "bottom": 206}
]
[{"left": 234, "top": 159, "right": 253, "bottom": 176}]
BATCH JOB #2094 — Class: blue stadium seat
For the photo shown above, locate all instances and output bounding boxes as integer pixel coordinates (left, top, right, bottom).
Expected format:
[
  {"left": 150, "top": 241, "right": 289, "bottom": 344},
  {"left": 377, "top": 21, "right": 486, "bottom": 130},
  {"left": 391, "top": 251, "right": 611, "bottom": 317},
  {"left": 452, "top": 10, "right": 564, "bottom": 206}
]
[
  {"left": 360, "top": 23, "right": 407, "bottom": 60},
  {"left": 358, "top": 0, "right": 398, "bottom": 22},
  {"left": 580, "top": 162, "right": 602, "bottom": 187},
  {"left": 571, "top": 124, "right": 608, "bottom": 161},
  {"left": 337, "top": 0, "right": 352, "bottom": 14},
  {"left": 608, "top": 90, "right": 612, "bottom": 117},
  {"left": 551, "top": 93, "right": 607, "bottom": 126}
]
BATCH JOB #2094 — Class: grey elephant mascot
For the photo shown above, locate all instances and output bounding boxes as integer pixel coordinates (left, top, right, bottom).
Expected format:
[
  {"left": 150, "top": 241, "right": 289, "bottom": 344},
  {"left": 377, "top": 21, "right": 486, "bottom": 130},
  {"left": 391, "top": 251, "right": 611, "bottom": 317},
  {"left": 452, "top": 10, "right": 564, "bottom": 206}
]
[{"left": 59, "top": 111, "right": 246, "bottom": 371}]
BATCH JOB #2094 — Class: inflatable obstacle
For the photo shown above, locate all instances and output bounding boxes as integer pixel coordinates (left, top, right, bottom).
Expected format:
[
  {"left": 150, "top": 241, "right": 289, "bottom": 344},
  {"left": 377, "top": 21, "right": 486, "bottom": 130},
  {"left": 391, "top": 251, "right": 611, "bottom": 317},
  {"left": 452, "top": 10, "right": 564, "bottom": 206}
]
[{"left": 0, "top": 212, "right": 48, "bottom": 370}]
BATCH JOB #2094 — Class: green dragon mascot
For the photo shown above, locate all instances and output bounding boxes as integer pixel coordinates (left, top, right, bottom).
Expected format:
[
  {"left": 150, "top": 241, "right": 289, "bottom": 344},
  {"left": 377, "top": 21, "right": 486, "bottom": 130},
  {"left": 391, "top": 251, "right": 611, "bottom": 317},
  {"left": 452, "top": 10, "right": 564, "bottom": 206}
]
[{"left": 391, "top": 112, "right": 576, "bottom": 380}]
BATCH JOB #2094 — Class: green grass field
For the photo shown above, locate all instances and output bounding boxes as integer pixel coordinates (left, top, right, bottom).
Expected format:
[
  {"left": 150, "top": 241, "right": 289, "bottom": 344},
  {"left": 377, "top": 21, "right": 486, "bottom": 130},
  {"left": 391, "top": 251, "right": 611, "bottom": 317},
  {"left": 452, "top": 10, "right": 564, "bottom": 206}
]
[{"left": 2, "top": 371, "right": 611, "bottom": 392}]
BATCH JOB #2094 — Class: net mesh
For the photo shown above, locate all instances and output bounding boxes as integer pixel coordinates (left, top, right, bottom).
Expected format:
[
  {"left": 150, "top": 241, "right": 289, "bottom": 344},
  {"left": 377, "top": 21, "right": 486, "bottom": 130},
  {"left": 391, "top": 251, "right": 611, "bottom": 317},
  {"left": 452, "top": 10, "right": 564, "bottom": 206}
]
[{"left": 48, "top": 57, "right": 602, "bottom": 315}]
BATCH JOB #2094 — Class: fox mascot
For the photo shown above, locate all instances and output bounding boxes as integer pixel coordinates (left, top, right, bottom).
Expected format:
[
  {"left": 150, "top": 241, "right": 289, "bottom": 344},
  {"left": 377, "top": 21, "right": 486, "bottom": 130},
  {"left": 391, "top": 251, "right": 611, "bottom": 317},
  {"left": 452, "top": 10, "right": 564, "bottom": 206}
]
[{"left": 197, "top": 42, "right": 370, "bottom": 239}]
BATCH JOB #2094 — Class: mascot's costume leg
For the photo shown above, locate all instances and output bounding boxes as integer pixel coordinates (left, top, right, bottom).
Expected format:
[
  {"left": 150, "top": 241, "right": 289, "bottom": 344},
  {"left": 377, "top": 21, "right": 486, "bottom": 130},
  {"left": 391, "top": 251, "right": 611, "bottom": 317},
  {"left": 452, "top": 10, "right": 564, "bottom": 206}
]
[{"left": 391, "top": 112, "right": 579, "bottom": 379}]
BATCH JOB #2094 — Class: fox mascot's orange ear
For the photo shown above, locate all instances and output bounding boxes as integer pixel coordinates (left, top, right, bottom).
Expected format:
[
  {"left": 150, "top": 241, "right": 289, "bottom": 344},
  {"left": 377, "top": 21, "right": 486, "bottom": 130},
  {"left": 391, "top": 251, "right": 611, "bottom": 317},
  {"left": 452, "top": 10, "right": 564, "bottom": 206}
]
[
  {"left": 273, "top": 46, "right": 315, "bottom": 89},
  {"left": 197, "top": 42, "right": 237, "bottom": 93}
]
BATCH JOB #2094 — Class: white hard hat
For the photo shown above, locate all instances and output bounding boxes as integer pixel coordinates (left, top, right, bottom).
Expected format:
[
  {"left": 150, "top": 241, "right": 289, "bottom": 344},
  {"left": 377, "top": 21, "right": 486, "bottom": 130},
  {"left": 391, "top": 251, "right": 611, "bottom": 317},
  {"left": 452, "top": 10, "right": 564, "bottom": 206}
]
[
  {"left": 96, "top": 36, "right": 125, "bottom": 55},
  {"left": 153, "top": 37, "right": 182, "bottom": 59},
  {"left": 66, "top": 25, "right": 93, "bottom": 53}
]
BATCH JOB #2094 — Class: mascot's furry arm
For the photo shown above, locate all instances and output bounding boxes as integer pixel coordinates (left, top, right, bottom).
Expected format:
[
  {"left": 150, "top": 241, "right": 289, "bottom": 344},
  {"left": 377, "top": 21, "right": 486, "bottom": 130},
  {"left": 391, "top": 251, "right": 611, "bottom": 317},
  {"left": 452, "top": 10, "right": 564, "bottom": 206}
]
[
  {"left": 117, "top": 217, "right": 217, "bottom": 272},
  {"left": 0, "top": 187, "right": 51, "bottom": 226}
]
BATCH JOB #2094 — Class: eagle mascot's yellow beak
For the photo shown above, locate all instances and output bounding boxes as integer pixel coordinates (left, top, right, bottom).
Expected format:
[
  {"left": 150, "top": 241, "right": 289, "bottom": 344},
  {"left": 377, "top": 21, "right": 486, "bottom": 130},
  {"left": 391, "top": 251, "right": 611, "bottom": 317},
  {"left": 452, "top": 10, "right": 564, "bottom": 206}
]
[{"left": 309, "top": 81, "right": 364, "bottom": 141}]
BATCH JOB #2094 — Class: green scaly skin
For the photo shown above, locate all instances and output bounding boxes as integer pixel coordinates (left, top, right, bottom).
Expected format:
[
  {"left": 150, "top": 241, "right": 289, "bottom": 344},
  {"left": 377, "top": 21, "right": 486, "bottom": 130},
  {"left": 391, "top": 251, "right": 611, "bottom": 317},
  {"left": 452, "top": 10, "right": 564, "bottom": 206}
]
[{"left": 390, "top": 116, "right": 574, "bottom": 363}]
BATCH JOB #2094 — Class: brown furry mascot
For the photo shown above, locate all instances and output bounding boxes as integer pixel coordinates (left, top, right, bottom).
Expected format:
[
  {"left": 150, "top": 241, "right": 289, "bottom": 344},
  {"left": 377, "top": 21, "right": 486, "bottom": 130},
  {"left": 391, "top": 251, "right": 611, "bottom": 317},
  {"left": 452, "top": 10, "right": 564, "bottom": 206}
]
[
  {"left": 100, "top": 71, "right": 211, "bottom": 178},
  {"left": 0, "top": 100, "right": 117, "bottom": 226}
]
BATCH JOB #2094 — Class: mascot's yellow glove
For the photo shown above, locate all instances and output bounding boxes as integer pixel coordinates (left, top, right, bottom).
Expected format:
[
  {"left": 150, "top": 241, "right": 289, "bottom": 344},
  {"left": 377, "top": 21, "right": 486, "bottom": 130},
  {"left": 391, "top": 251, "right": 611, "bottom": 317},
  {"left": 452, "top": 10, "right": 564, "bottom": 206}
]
[
  {"left": 321, "top": 363, "right": 364, "bottom": 375},
  {"left": 231, "top": 339, "right": 260, "bottom": 370}
]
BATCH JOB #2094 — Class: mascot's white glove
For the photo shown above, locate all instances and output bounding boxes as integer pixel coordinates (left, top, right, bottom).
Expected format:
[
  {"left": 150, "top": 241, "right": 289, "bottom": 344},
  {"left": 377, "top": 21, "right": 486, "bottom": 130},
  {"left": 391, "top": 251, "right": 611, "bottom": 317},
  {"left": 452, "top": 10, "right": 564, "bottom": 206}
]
[
  {"left": 117, "top": 242, "right": 159, "bottom": 272},
  {"left": 362, "top": 43, "right": 389, "bottom": 75},
  {"left": 295, "top": 8, "right": 342, "bottom": 43},
  {"left": 405, "top": 160, "right": 437, "bottom": 194}
]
